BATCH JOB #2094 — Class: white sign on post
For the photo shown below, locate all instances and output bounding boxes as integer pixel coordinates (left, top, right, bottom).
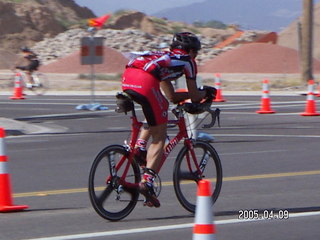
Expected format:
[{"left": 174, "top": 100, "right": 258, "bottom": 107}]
[
  {"left": 80, "top": 37, "right": 105, "bottom": 65},
  {"left": 76, "top": 36, "right": 107, "bottom": 110}
]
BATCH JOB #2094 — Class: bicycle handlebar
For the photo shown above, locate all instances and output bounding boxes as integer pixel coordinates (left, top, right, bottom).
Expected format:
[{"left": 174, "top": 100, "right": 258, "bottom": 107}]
[
  {"left": 202, "top": 107, "right": 220, "bottom": 128},
  {"left": 115, "top": 92, "right": 221, "bottom": 128}
]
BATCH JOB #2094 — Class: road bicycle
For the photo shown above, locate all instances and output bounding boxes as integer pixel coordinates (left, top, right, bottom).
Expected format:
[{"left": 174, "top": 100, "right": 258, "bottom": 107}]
[
  {"left": 88, "top": 92, "right": 223, "bottom": 221},
  {"left": 11, "top": 70, "right": 49, "bottom": 95}
]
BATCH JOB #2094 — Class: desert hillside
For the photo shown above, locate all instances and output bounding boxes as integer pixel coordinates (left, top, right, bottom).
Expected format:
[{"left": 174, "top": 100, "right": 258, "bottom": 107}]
[
  {"left": 1, "top": 1, "right": 319, "bottom": 75},
  {"left": 0, "top": 0, "right": 95, "bottom": 51}
]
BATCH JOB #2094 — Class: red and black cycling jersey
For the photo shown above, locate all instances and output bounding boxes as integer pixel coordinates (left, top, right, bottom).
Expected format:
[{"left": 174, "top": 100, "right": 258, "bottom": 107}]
[{"left": 126, "top": 49, "right": 197, "bottom": 81}]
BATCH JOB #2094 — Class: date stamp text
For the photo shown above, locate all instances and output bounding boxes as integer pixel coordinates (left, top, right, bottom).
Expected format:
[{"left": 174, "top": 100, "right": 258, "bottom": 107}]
[{"left": 238, "top": 209, "right": 289, "bottom": 220}]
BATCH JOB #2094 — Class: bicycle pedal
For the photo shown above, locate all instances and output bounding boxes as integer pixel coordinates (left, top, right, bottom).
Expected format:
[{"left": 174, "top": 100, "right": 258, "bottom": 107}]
[{"left": 143, "top": 199, "right": 156, "bottom": 207}]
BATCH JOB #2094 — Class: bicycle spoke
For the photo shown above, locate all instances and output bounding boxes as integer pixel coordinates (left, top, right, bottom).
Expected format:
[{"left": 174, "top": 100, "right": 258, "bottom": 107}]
[
  {"left": 96, "top": 185, "right": 113, "bottom": 205},
  {"left": 177, "top": 171, "right": 198, "bottom": 181}
]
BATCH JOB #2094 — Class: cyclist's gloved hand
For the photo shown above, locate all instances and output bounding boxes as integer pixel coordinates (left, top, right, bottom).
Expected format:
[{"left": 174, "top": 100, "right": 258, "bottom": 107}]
[
  {"left": 199, "top": 86, "right": 217, "bottom": 102},
  {"left": 183, "top": 102, "right": 205, "bottom": 114}
]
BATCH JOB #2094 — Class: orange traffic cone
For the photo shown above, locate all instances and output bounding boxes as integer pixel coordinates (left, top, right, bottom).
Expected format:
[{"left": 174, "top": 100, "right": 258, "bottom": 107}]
[
  {"left": 301, "top": 80, "right": 320, "bottom": 116},
  {"left": 213, "top": 73, "right": 226, "bottom": 102},
  {"left": 10, "top": 73, "right": 25, "bottom": 100},
  {"left": 193, "top": 179, "right": 216, "bottom": 240},
  {"left": 0, "top": 128, "right": 28, "bottom": 212},
  {"left": 256, "top": 79, "right": 275, "bottom": 114}
]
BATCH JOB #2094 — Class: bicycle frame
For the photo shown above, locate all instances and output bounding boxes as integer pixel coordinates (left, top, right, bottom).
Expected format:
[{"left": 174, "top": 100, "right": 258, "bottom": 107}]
[
  {"left": 14, "top": 70, "right": 32, "bottom": 85},
  {"left": 111, "top": 105, "right": 201, "bottom": 189}
]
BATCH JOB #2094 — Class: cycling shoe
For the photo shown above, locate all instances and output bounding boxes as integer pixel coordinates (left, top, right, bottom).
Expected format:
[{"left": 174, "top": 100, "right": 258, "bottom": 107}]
[{"left": 138, "top": 182, "right": 160, "bottom": 208}]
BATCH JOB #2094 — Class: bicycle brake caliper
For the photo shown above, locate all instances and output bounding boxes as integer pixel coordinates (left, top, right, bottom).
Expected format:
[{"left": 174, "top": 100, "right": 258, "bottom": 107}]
[
  {"left": 199, "top": 151, "right": 211, "bottom": 175},
  {"left": 115, "top": 185, "right": 124, "bottom": 200},
  {"left": 108, "top": 152, "right": 117, "bottom": 178}
]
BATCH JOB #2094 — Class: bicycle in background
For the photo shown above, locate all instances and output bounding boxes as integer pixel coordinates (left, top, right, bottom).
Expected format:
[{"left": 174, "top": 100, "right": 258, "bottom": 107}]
[
  {"left": 11, "top": 70, "right": 49, "bottom": 95},
  {"left": 88, "top": 92, "right": 223, "bottom": 221}
]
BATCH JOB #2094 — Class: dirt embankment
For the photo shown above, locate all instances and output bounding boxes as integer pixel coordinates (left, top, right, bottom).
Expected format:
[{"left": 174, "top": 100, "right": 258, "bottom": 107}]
[
  {"left": 199, "top": 43, "right": 320, "bottom": 74},
  {"left": 40, "top": 46, "right": 128, "bottom": 74}
]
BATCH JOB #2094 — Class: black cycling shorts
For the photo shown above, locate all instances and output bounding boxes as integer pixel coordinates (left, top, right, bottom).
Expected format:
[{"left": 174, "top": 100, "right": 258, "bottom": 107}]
[{"left": 17, "top": 60, "right": 39, "bottom": 71}]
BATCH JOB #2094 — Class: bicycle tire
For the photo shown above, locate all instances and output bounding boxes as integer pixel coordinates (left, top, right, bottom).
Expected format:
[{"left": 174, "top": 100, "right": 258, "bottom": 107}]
[
  {"left": 88, "top": 144, "right": 141, "bottom": 221},
  {"left": 30, "top": 72, "right": 49, "bottom": 95},
  {"left": 173, "top": 140, "right": 222, "bottom": 213}
]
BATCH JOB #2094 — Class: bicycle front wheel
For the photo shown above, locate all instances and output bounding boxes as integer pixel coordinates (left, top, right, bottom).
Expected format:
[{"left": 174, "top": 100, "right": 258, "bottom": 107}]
[
  {"left": 173, "top": 140, "right": 222, "bottom": 213},
  {"left": 88, "top": 145, "right": 141, "bottom": 221}
]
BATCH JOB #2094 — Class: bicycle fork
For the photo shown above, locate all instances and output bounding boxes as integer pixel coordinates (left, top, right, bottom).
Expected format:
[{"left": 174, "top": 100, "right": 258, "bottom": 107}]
[
  {"left": 199, "top": 151, "right": 211, "bottom": 177},
  {"left": 107, "top": 148, "right": 139, "bottom": 200},
  {"left": 107, "top": 152, "right": 124, "bottom": 199},
  {"left": 184, "top": 140, "right": 211, "bottom": 181}
]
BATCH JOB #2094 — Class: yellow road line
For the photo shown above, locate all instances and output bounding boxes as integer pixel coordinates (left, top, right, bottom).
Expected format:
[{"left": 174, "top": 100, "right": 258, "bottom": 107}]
[
  {"left": 223, "top": 170, "right": 320, "bottom": 181},
  {"left": 14, "top": 188, "right": 88, "bottom": 198},
  {"left": 13, "top": 170, "right": 320, "bottom": 198}
]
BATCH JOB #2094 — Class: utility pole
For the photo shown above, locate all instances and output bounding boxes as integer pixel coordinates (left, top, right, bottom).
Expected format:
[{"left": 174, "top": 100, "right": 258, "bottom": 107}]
[{"left": 301, "top": 0, "right": 314, "bottom": 83}]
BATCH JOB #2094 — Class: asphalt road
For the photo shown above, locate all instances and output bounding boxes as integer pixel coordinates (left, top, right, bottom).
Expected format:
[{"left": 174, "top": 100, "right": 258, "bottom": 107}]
[{"left": 0, "top": 93, "right": 320, "bottom": 240}]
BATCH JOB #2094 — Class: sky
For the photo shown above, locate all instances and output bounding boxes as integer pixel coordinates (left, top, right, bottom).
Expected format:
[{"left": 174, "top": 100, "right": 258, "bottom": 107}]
[
  {"left": 75, "top": 0, "right": 204, "bottom": 15},
  {"left": 74, "top": 0, "right": 320, "bottom": 31}
]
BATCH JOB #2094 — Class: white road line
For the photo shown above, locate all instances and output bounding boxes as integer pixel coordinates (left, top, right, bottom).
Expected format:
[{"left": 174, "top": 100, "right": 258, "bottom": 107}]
[
  {"left": 0, "top": 101, "right": 80, "bottom": 105},
  {"left": 24, "top": 211, "right": 320, "bottom": 240},
  {"left": 213, "top": 134, "right": 320, "bottom": 138},
  {"left": 7, "top": 132, "right": 319, "bottom": 140},
  {"left": 220, "top": 149, "right": 287, "bottom": 156},
  {"left": 17, "top": 111, "right": 112, "bottom": 118},
  {"left": 215, "top": 111, "right": 303, "bottom": 115}
]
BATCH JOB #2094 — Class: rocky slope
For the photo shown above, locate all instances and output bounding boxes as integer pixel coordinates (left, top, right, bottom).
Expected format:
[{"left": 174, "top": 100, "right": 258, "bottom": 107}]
[
  {"left": 0, "top": 0, "right": 95, "bottom": 52},
  {"left": 31, "top": 27, "right": 263, "bottom": 69},
  {"left": 30, "top": 11, "right": 267, "bottom": 68},
  {"left": 1, "top": 4, "right": 267, "bottom": 70}
]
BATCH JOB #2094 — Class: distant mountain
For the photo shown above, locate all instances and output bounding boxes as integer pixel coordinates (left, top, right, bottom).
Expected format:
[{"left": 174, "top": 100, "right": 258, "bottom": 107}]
[{"left": 153, "top": 0, "right": 305, "bottom": 32}]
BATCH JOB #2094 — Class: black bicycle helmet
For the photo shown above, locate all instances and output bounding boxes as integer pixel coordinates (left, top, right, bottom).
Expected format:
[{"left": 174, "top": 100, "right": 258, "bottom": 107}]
[
  {"left": 20, "top": 46, "right": 31, "bottom": 53},
  {"left": 170, "top": 32, "right": 201, "bottom": 52}
]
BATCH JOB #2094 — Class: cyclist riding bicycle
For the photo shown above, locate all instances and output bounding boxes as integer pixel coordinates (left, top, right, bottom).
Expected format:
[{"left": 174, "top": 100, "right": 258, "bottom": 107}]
[
  {"left": 122, "top": 32, "right": 216, "bottom": 208},
  {"left": 15, "top": 47, "right": 40, "bottom": 88}
]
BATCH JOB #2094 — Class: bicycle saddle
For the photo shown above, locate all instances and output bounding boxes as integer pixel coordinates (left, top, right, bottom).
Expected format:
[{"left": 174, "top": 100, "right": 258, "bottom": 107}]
[{"left": 115, "top": 92, "right": 134, "bottom": 114}]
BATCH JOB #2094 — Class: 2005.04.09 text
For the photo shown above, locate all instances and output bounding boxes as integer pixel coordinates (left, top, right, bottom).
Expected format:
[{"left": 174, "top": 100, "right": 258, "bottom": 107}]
[{"left": 238, "top": 209, "right": 289, "bottom": 220}]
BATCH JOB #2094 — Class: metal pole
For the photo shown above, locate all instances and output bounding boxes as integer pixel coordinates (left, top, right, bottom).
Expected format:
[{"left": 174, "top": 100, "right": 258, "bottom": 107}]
[
  {"left": 89, "top": 28, "right": 96, "bottom": 104},
  {"left": 301, "top": 0, "right": 314, "bottom": 83},
  {"left": 297, "top": 21, "right": 302, "bottom": 72},
  {"left": 90, "top": 63, "right": 96, "bottom": 103}
]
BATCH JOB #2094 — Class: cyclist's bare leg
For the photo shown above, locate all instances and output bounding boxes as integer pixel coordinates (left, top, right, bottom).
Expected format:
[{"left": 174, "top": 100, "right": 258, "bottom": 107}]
[
  {"left": 146, "top": 123, "right": 166, "bottom": 171},
  {"left": 25, "top": 71, "right": 35, "bottom": 85},
  {"left": 137, "top": 126, "right": 151, "bottom": 143},
  {"left": 138, "top": 123, "right": 166, "bottom": 207},
  {"left": 133, "top": 124, "right": 150, "bottom": 166}
]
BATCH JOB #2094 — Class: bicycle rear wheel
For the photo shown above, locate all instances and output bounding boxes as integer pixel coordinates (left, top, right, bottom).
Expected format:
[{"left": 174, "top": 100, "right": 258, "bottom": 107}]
[
  {"left": 173, "top": 140, "right": 222, "bottom": 213},
  {"left": 30, "top": 72, "right": 49, "bottom": 95},
  {"left": 88, "top": 145, "right": 141, "bottom": 221}
]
